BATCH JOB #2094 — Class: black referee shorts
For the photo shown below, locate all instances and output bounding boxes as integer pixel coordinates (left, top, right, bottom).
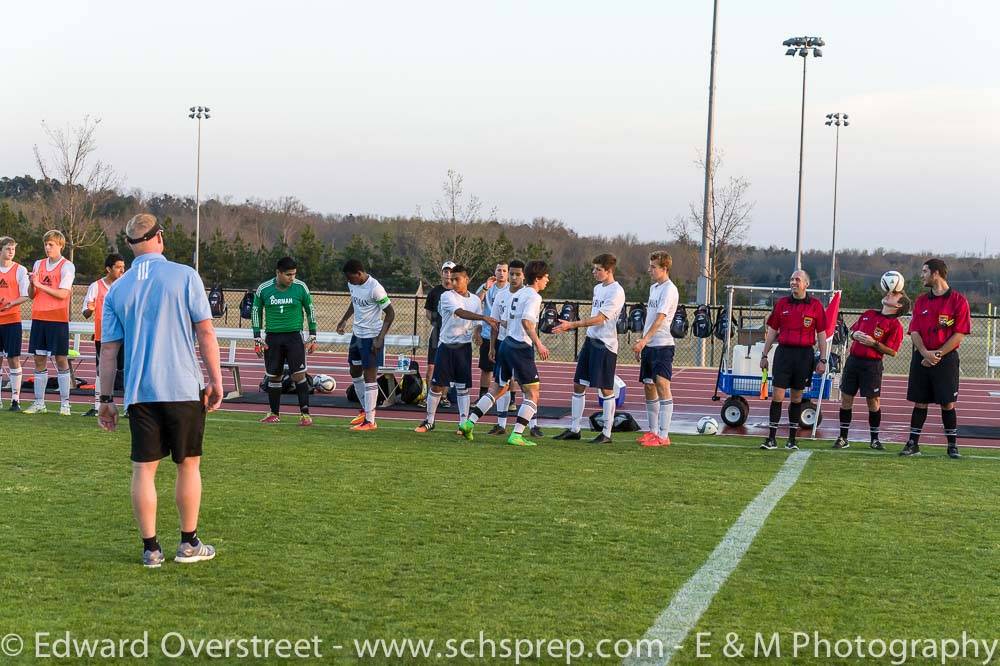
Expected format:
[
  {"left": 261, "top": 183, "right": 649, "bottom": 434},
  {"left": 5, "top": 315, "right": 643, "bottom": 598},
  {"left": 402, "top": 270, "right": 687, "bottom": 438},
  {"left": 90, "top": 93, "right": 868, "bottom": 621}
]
[
  {"left": 772, "top": 345, "right": 815, "bottom": 391},
  {"left": 907, "top": 349, "right": 960, "bottom": 405},
  {"left": 839, "top": 355, "right": 884, "bottom": 398},
  {"left": 129, "top": 396, "right": 206, "bottom": 463},
  {"left": 264, "top": 332, "right": 306, "bottom": 377}
]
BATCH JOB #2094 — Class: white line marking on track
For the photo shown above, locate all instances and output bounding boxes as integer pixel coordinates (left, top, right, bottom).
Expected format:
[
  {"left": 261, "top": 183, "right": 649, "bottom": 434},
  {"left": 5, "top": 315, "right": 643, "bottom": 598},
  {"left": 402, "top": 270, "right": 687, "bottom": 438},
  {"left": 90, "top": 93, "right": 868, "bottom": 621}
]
[{"left": 622, "top": 450, "right": 813, "bottom": 666}]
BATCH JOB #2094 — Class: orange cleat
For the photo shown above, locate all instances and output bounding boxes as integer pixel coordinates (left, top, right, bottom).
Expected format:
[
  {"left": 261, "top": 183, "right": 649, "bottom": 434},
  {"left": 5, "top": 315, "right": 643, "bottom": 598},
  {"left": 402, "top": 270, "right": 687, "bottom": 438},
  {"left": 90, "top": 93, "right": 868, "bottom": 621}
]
[
  {"left": 351, "top": 421, "right": 378, "bottom": 432},
  {"left": 349, "top": 411, "right": 366, "bottom": 426},
  {"left": 637, "top": 431, "right": 658, "bottom": 445},
  {"left": 259, "top": 413, "right": 280, "bottom": 424},
  {"left": 299, "top": 415, "right": 314, "bottom": 427}
]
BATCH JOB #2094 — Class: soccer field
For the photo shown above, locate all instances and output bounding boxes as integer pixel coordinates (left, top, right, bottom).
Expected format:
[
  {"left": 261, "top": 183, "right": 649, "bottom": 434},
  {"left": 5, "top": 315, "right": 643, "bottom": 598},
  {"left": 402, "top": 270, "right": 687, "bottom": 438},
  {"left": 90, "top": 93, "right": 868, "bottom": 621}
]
[{"left": 2, "top": 409, "right": 999, "bottom": 664}]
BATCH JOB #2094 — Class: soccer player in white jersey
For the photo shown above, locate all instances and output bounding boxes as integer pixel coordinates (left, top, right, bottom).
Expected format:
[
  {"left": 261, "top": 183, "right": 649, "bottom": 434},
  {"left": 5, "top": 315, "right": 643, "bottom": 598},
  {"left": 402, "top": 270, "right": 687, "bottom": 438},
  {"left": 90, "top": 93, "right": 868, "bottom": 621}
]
[
  {"left": 0, "top": 236, "right": 30, "bottom": 411},
  {"left": 631, "top": 251, "right": 679, "bottom": 447},
  {"left": 415, "top": 265, "right": 498, "bottom": 433},
  {"left": 551, "top": 253, "right": 626, "bottom": 443},
  {"left": 460, "top": 260, "right": 551, "bottom": 446},
  {"left": 474, "top": 262, "right": 508, "bottom": 400},
  {"left": 336, "top": 259, "right": 395, "bottom": 431}
]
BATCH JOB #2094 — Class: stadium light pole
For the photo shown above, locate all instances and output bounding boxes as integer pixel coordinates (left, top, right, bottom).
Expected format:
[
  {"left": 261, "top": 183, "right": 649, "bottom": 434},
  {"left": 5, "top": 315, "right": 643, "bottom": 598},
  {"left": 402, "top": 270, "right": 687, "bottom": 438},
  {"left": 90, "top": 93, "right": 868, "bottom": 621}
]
[
  {"left": 825, "top": 112, "right": 848, "bottom": 290},
  {"left": 188, "top": 106, "right": 211, "bottom": 273},
  {"left": 783, "top": 36, "right": 824, "bottom": 271},
  {"left": 696, "top": 0, "right": 721, "bottom": 367}
]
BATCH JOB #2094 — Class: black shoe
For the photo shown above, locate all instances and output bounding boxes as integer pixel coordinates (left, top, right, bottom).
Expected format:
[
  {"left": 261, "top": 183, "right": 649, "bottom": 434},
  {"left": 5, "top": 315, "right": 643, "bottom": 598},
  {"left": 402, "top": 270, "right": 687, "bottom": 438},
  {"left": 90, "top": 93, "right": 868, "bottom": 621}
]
[
  {"left": 553, "top": 429, "right": 581, "bottom": 441},
  {"left": 589, "top": 434, "right": 613, "bottom": 444},
  {"left": 947, "top": 445, "right": 961, "bottom": 459},
  {"left": 8, "top": 400, "right": 20, "bottom": 412},
  {"left": 899, "top": 441, "right": 921, "bottom": 457},
  {"left": 487, "top": 425, "right": 507, "bottom": 436},
  {"left": 869, "top": 440, "right": 885, "bottom": 451},
  {"left": 441, "top": 398, "right": 452, "bottom": 409},
  {"left": 759, "top": 439, "right": 778, "bottom": 450},
  {"left": 82, "top": 408, "right": 99, "bottom": 417},
  {"left": 529, "top": 426, "right": 545, "bottom": 438},
  {"left": 832, "top": 437, "right": 850, "bottom": 450},
  {"left": 785, "top": 441, "right": 799, "bottom": 451}
]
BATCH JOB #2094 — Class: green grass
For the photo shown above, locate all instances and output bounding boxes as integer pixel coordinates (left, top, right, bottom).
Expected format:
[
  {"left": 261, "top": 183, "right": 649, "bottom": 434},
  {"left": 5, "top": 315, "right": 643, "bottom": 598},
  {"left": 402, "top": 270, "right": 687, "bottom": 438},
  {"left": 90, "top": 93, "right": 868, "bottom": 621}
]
[{"left": 2, "top": 407, "right": 999, "bottom": 664}]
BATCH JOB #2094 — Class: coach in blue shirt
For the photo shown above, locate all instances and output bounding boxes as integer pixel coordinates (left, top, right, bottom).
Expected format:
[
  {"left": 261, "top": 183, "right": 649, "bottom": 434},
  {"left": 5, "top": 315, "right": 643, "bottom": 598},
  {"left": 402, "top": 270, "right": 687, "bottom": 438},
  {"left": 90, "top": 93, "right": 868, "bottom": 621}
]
[{"left": 98, "top": 213, "right": 224, "bottom": 569}]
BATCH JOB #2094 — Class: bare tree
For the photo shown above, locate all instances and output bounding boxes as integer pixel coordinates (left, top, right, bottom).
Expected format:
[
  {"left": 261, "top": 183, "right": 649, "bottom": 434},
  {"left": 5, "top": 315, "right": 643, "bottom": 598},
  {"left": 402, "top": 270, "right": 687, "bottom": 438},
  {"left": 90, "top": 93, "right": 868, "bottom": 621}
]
[
  {"left": 669, "top": 153, "right": 753, "bottom": 304},
  {"left": 33, "top": 116, "right": 120, "bottom": 262},
  {"left": 429, "top": 170, "right": 497, "bottom": 261}
]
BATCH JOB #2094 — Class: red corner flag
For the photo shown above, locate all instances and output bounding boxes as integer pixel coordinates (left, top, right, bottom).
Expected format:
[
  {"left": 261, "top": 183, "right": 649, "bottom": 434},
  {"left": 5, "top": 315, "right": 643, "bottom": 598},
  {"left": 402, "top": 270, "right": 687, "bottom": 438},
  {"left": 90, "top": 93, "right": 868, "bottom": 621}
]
[{"left": 824, "top": 291, "right": 842, "bottom": 340}]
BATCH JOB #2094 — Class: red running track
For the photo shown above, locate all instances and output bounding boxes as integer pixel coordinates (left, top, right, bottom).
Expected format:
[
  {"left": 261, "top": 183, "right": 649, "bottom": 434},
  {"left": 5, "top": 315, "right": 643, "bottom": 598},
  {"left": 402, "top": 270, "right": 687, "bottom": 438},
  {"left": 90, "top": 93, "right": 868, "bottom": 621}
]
[{"left": 51, "top": 345, "right": 1000, "bottom": 449}]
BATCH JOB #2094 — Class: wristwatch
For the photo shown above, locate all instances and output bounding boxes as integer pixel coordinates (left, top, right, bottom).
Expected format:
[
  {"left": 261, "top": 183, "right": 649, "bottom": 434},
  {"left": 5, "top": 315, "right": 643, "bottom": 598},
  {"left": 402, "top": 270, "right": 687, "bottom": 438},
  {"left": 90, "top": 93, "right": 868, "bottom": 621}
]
[{"left": 99, "top": 395, "right": 114, "bottom": 404}]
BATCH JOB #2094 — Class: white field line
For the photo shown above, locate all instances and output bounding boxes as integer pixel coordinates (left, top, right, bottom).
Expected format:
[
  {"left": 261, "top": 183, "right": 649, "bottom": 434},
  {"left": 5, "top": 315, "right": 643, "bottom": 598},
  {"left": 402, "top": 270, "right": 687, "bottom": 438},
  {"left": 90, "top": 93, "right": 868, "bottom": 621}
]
[{"left": 622, "top": 451, "right": 813, "bottom": 666}]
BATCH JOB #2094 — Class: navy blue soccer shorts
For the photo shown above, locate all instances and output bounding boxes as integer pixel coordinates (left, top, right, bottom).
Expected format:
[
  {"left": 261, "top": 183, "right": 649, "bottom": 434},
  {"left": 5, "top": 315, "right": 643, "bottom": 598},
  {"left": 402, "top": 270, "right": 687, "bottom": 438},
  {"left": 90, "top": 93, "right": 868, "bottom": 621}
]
[
  {"left": 495, "top": 339, "right": 540, "bottom": 387},
  {"left": 640, "top": 345, "right": 675, "bottom": 383},
  {"left": 431, "top": 342, "right": 473, "bottom": 389},
  {"left": 0, "top": 322, "right": 22, "bottom": 358},
  {"left": 573, "top": 337, "right": 617, "bottom": 391},
  {"left": 28, "top": 320, "right": 69, "bottom": 357},
  {"left": 349, "top": 335, "right": 384, "bottom": 370}
]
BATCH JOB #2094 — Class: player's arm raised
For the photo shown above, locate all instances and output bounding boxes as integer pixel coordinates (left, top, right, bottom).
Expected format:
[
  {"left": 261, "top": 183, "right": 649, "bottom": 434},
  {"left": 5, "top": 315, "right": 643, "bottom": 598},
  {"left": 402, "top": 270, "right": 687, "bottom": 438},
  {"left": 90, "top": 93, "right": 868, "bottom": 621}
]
[{"left": 455, "top": 308, "right": 499, "bottom": 330}]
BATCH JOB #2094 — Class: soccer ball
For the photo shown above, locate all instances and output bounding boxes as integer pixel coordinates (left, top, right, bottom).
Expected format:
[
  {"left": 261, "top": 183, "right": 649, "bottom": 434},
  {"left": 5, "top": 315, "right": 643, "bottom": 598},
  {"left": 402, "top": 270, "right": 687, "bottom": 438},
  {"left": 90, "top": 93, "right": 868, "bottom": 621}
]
[
  {"left": 312, "top": 374, "right": 336, "bottom": 393},
  {"left": 697, "top": 416, "right": 720, "bottom": 435},
  {"left": 879, "top": 270, "right": 905, "bottom": 293}
]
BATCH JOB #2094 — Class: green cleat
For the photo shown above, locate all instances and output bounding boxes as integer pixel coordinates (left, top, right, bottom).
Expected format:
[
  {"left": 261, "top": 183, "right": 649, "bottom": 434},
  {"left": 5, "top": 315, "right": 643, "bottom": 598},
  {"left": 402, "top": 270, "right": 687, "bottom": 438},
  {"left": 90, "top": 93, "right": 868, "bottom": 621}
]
[
  {"left": 458, "top": 419, "right": 475, "bottom": 441},
  {"left": 506, "top": 432, "right": 537, "bottom": 447}
]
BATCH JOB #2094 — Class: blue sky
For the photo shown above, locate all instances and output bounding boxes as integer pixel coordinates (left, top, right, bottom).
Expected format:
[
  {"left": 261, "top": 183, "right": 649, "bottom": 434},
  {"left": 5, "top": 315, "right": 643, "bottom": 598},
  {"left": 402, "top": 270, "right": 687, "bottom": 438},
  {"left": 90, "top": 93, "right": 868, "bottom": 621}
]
[{"left": 3, "top": 1, "right": 997, "bottom": 253}]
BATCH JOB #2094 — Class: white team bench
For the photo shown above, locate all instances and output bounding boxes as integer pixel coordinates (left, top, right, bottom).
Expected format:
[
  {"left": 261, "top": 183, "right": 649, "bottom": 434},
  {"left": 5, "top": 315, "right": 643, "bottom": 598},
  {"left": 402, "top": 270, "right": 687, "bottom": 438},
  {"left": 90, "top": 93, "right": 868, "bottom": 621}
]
[
  {"left": 212, "top": 328, "right": 421, "bottom": 400},
  {"left": 989, "top": 356, "right": 1000, "bottom": 398}
]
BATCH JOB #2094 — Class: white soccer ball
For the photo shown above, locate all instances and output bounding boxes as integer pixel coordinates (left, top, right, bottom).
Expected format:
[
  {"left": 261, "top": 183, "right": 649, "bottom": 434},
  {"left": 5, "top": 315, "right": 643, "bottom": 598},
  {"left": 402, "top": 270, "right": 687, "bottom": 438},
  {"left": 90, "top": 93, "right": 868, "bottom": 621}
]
[
  {"left": 880, "top": 270, "right": 905, "bottom": 293},
  {"left": 312, "top": 374, "right": 336, "bottom": 393},
  {"left": 697, "top": 416, "right": 720, "bottom": 435}
]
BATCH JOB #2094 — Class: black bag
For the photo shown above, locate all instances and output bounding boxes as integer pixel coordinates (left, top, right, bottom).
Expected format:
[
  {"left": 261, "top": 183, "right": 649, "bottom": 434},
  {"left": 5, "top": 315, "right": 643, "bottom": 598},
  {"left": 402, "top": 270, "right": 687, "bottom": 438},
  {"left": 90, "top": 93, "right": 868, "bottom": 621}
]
[
  {"left": 713, "top": 307, "right": 736, "bottom": 341},
  {"left": 208, "top": 285, "right": 226, "bottom": 318},
  {"left": 616, "top": 307, "right": 629, "bottom": 334},
  {"left": 692, "top": 304, "right": 713, "bottom": 338},
  {"left": 239, "top": 290, "right": 254, "bottom": 320},
  {"left": 629, "top": 304, "right": 646, "bottom": 333},
  {"left": 539, "top": 303, "right": 560, "bottom": 334},
  {"left": 832, "top": 314, "right": 850, "bottom": 346},
  {"left": 670, "top": 304, "right": 689, "bottom": 339},
  {"left": 559, "top": 302, "right": 579, "bottom": 322},
  {"left": 588, "top": 411, "right": 641, "bottom": 433},
  {"left": 399, "top": 361, "right": 423, "bottom": 404}
]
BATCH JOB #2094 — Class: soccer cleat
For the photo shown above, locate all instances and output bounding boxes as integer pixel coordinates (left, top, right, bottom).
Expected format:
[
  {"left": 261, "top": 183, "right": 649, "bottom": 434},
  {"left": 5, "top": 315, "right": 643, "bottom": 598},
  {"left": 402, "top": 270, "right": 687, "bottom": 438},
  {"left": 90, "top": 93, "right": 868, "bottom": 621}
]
[
  {"left": 458, "top": 419, "right": 475, "bottom": 441},
  {"left": 637, "top": 431, "right": 658, "bottom": 445},
  {"left": 175, "top": 540, "right": 216, "bottom": 563},
  {"left": 832, "top": 437, "right": 850, "bottom": 450},
  {"left": 259, "top": 413, "right": 280, "bottom": 424},
  {"left": 350, "top": 421, "right": 378, "bottom": 432},
  {"left": 784, "top": 441, "right": 799, "bottom": 451},
  {"left": 589, "top": 434, "right": 613, "bottom": 444},
  {"left": 298, "top": 414, "right": 314, "bottom": 427},
  {"left": 641, "top": 435, "right": 670, "bottom": 448},
  {"left": 23, "top": 402, "right": 47, "bottom": 414},
  {"left": 59, "top": 404, "right": 72, "bottom": 416},
  {"left": 506, "top": 432, "right": 537, "bottom": 447},
  {"left": 487, "top": 425, "right": 507, "bottom": 436},
  {"left": 82, "top": 408, "right": 99, "bottom": 417},
  {"left": 142, "top": 549, "right": 165, "bottom": 569},
  {"left": 899, "top": 441, "right": 921, "bottom": 457},
  {"left": 8, "top": 400, "right": 20, "bottom": 412},
  {"left": 869, "top": 440, "right": 885, "bottom": 451},
  {"left": 759, "top": 438, "right": 778, "bottom": 450},
  {"left": 414, "top": 420, "right": 435, "bottom": 433},
  {"left": 529, "top": 426, "right": 545, "bottom": 438},
  {"left": 947, "top": 445, "right": 961, "bottom": 459},
  {"left": 440, "top": 397, "right": 452, "bottom": 409},
  {"left": 552, "top": 429, "right": 581, "bottom": 441},
  {"left": 349, "top": 411, "right": 366, "bottom": 426}
]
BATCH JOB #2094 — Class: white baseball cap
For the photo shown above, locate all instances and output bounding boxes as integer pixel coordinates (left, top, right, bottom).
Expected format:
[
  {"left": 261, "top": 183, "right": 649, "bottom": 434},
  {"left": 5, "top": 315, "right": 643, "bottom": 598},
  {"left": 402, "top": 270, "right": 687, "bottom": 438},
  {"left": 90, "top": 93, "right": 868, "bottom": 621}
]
[{"left": 441, "top": 261, "right": 456, "bottom": 270}]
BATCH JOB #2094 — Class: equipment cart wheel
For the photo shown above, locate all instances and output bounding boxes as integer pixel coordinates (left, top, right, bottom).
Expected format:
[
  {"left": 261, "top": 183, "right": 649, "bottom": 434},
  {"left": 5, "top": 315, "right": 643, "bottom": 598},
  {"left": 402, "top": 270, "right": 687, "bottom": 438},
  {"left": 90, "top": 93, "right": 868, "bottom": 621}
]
[{"left": 721, "top": 396, "right": 750, "bottom": 427}]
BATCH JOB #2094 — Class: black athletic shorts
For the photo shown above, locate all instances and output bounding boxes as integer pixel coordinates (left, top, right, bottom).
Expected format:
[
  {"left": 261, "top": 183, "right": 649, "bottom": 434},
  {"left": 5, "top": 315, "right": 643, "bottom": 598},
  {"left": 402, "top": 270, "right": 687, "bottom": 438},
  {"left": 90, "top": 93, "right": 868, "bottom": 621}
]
[
  {"left": 264, "top": 331, "right": 307, "bottom": 377},
  {"left": 478, "top": 338, "right": 495, "bottom": 372},
  {"left": 28, "top": 320, "right": 69, "bottom": 357},
  {"left": 431, "top": 342, "right": 472, "bottom": 389},
  {"left": 907, "top": 349, "right": 960, "bottom": 405},
  {"left": 426, "top": 326, "right": 441, "bottom": 365},
  {"left": 0, "top": 322, "right": 22, "bottom": 358},
  {"left": 129, "top": 396, "right": 206, "bottom": 463},
  {"left": 772, "top": 345, "right": 815, "bottom": 391},
  {"left": 840, "top": 355, "right": 883, "bottom": 398}
]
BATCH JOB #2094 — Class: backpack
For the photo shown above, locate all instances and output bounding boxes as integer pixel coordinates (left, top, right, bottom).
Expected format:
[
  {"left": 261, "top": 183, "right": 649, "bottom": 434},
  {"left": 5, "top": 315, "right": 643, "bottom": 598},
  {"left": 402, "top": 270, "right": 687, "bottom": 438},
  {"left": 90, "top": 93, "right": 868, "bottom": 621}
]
[
  {"left": 399, "top": 361, "right": 423, "bottom": 404},
  {"left": 629, "top": 304, "right": 646, "bottom": 333},
  {"left": 832, "top": 314, "right": 850, "bottom": 346},
  {"left": 670, "top": 304, "right": 689, "bottom": 339},
  {"left": 559, "top": 302, "right": 579, "bottom": 322},
  {"left": 208, "top": 285, "right": 226, "bottom": 318},
  {"left": 692, "top": 304, "right": 713, "bottom": 338},
  {"left": 713, "top": 307, "right": 736, "bottom": 341},
  {"left": 616, "top": 307, "right": 629, "bottom": 334},
  {"left": 539, "top": 303, "right": 560, "bottom": 334},
  {"left": 239, "top": 290, "right": 254, "bottom": 320},
  {"left": 588, "top": 411, "right": 641, "bottom": 433}
]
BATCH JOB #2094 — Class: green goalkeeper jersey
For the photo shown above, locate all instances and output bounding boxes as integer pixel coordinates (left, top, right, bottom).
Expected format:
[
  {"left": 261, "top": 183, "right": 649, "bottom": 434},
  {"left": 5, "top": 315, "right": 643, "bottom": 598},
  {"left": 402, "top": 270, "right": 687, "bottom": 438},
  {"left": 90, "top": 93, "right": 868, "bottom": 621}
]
[{"left": 251, "top": 279, "right": 318, "bottom": 337}]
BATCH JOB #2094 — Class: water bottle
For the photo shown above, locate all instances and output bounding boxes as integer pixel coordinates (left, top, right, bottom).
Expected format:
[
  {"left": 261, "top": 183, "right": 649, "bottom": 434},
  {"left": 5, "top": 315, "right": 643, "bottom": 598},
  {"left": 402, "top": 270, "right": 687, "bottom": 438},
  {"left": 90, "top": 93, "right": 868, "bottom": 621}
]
[{"left": 398, "top": 354, "right": 409, "bottom": 370}]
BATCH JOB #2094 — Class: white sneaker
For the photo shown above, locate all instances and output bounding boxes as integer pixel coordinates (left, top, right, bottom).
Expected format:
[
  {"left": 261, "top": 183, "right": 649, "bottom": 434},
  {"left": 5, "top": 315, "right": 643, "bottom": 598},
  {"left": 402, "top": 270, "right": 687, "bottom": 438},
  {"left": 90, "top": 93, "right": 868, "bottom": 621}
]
[
  {"left": 175, "top": 540, "right": 217, "bottom": 563},
  {"left": 60, "top": 404, "right": 72, "bottom": 416},
  {"left": 23, "top": 402, "right": 47, "bottom": 414}
]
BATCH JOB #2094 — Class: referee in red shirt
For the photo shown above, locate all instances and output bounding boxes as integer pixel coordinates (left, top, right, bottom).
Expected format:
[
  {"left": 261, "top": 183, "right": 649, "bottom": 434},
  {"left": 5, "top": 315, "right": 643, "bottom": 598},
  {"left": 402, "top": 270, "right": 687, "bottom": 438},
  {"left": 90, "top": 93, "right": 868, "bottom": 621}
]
[
  {"left": 902, "top": 258, "right": 971, "bottom": 459},
  {"left": 833, "top": 291, "right": 908, "bottom": 450},
  {"left": 759, "top": 270, "right": 828, "bottom": 450}
]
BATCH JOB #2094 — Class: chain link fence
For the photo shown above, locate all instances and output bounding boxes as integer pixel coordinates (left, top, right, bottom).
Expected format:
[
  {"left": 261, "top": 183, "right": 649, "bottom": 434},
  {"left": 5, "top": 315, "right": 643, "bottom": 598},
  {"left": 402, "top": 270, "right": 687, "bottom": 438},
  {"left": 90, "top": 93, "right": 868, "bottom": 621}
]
[{"left": 36, "top": 287, "right": 1000, "bottom": 379}]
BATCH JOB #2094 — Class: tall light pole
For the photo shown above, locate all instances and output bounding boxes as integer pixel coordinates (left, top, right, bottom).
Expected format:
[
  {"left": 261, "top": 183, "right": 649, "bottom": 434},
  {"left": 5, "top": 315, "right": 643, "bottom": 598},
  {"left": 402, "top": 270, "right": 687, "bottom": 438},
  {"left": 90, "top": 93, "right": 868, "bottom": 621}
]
[
  {"left": 782, "top": 36, "right": 824, "bottom": 271},
  {"left": 696, "top": 0, "right": 721, "bottom": 367},
  {"left": 825, "top": 112, "right": 848, "bottom": 290},
  {"left": 188, "top": 105, "right": 211, "bottom": 273}
]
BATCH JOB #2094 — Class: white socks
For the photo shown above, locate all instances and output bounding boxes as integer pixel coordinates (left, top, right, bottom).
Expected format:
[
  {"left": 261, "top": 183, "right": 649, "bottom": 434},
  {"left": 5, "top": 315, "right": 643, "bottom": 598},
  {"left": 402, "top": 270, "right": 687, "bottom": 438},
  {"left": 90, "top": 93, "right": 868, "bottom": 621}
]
[
  {"left": 425, "top": 390, "right": 442, "bottom": 425},
  {"left": 94, "top": 374, "right": 102, "bottom": 410},
  {"left": 570, "top": 392, "right": 586, "bottom": 432},
  {"left": 364, "top": 382, "right": 378, "bottom": 423},
  {"left": 8, "top": 367, "right": 22, "bottom": 402},
  {"left": 601, "top": 394, "right": 616, "bottom": 437},
  {"left": 513, "top": 399, "right": 537, "bottom": 435},
  {"left": 34, "top": 370, "right": 48, "bottom": 404},
  {"left": 645, "top": 399, "right": 659, "bottom": 433},
  {"left": 495, "top": 392, "right": 509, "bottom": 428},
  {"left": 658, "top": 399, "right": 674, "bottom": 438},
  {"left": 456, "top": 388, "right": 470, "bottom": 422}
]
